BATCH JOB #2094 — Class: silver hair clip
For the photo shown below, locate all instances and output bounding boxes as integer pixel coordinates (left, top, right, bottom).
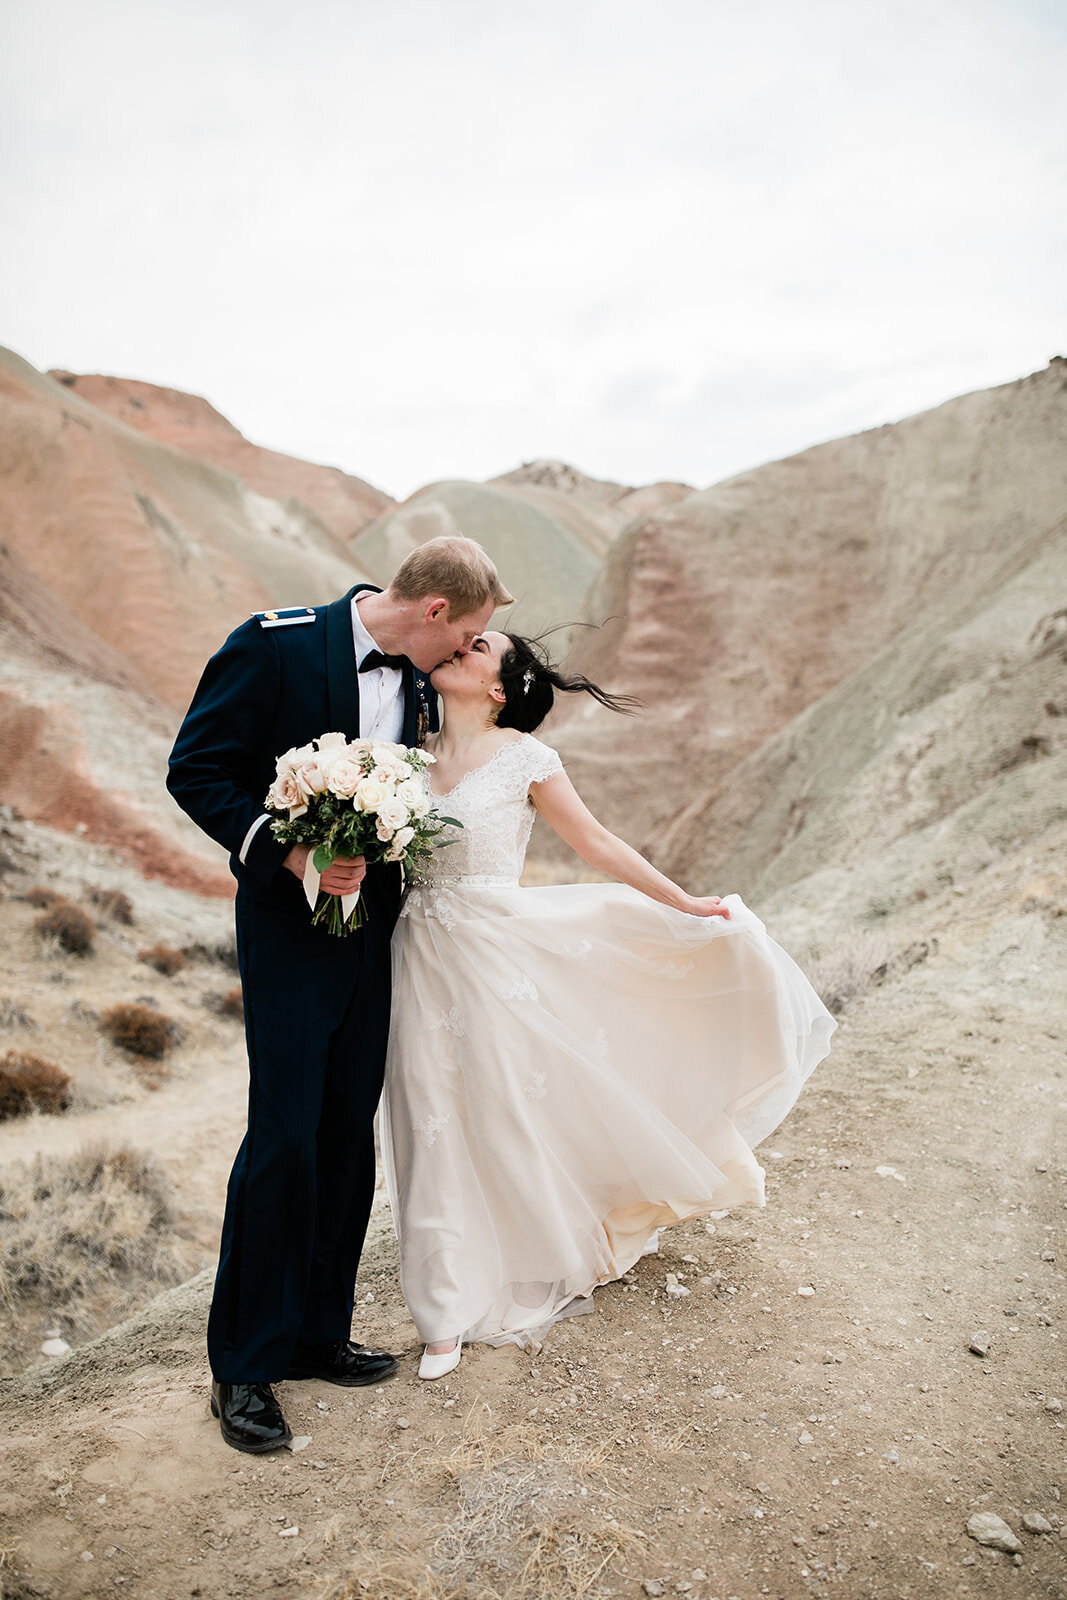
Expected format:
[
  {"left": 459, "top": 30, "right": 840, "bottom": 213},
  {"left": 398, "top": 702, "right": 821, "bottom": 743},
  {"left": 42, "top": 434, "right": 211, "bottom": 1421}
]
[{"left": 522, "top": 667, "right": 535, "bottom": 693}]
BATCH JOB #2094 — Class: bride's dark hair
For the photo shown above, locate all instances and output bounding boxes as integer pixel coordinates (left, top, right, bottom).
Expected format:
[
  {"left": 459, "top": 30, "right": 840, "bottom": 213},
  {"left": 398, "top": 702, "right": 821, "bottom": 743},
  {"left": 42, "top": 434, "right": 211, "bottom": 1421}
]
[{"left": 494, "top": 633, "right": 641, "bottom": 733}]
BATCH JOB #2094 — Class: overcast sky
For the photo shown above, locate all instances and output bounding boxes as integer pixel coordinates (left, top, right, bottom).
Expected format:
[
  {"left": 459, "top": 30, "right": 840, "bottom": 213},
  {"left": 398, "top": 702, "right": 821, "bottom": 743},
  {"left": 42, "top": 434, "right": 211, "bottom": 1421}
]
[{"left": 2, "top": 0, "right": 1064, "bottom": 498}]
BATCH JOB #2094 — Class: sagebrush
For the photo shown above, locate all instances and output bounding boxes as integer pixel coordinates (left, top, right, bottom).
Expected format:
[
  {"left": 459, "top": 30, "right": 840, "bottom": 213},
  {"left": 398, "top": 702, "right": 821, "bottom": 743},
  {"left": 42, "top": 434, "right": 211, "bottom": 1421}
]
[
  {"left": 0, "top": 1052, "right": 72, "bottom": 1121},
  {"left": 33, "top": 899, "right": 94, "bottom": 955}
]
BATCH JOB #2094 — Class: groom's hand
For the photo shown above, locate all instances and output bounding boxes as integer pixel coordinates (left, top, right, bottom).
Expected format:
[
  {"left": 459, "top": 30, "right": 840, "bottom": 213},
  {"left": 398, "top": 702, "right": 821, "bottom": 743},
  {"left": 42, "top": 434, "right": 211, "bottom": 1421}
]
[
  {"left": 320, "top": 855, "right": 368, "bottom": 894},
  {"left": 284, "top": 846, "right": 367, "bottom": 894}
]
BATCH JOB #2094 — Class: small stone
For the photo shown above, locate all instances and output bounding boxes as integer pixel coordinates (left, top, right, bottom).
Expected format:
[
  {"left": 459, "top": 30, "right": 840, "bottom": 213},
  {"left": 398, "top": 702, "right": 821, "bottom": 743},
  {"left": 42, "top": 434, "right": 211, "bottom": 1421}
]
[
  {"left": 80, "top": 1552, "right": 94, "bottom": 1563},
  {"left": 797, "top": 1285, "right": 815, "bottom": 1297},
  {"left": 875, "top": 1165, "right": 906, "bottom": 1183},
  {"left": 961, "top": 1555, "right": 975, "bottom": 1566},
  {"left": 798, "top": 1429, "right": 815, "bottom": 1445},
  {"left": 41, "top": 1337, "right": 71, "bottom": 1358},
  {"left": 1037, "top": 1313, "right": 1052, "bottom": 1326},
  {"left": 277, "top": 1525, "right": 300, "bottom": 1538},
  {"left": 1041, "top": 1250, "right": 1056, "bottom": 1262},
  {"left": 966, "top": 1511, "right": 1021, "bottom": 1553},
  {"left": 665, "top": 1280, "right": 691, "bottom": 1298},
  {"left": 526, "top": 1339, "right": 543, "bottom": 1356},
  {"left": 1022, "top": 1512, "right": 1053, "bottom": 1533},
  {"left": 881, "top": 1448, "right": 899, "bottom": 1464},
  {"left": 641, "top": 1582, "right": 666, "bottom": 1597},
  {"left": 969, "top": 1331, "right": 990, "bottom": 1357},
  {"left": 1044, "top": 1398, "right": 1063, "bottom": 1414},
  {"left": 396, "top": 1417, "right": 410, "bottom": 1430},
  {"left": 708, "top": 1385, "right": 728, "bottom": 1399},
  {"left": 286, "top": 1435, "right": 311, "bottom": 1453},
  {"left": 96, "top": 1494, "right": 106, "bottom": 1504},
  {"left": 691, "top": 1570, "right": 707, "bottom": 1582}
]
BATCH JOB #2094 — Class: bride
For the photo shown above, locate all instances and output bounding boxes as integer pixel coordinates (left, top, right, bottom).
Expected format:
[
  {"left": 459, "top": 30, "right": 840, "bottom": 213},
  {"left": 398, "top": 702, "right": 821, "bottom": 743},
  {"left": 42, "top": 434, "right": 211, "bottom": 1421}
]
[{"left": 381, "top": 631, "right": 835, "bottom": 1379}]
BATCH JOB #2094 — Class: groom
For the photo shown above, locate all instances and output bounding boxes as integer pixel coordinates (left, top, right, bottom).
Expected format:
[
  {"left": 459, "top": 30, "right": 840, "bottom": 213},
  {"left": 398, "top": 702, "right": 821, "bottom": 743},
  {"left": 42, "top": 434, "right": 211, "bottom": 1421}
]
[{"left": 168, "top": 537, "right": 513, "bottom": 1452}]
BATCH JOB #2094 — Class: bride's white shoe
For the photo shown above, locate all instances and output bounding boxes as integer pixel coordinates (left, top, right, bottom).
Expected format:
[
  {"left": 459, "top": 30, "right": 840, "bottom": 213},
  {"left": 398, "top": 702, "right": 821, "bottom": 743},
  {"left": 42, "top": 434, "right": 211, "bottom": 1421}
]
[{"left": 418, "top": 1340, "right": 461, "bottom": 1380}]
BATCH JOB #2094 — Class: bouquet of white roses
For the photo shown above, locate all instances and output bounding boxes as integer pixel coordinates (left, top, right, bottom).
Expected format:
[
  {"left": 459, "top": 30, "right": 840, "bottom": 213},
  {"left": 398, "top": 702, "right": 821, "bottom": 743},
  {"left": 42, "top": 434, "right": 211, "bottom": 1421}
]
[{"left": 265, "top": 732, "right": 456, "bottom": 935}]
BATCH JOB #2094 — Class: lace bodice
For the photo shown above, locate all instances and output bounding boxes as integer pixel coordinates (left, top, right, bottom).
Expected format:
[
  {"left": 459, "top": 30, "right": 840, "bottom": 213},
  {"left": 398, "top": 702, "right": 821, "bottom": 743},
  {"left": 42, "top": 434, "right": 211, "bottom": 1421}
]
[{"left": 411, "top": 734, "right": 563, "bottom": 889}]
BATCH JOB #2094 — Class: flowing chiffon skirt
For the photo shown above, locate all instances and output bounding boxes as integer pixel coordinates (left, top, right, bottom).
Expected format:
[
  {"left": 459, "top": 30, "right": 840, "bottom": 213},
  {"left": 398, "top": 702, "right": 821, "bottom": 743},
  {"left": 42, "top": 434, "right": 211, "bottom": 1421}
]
[{"left": 381, "top": 882, "right": 834, "bottom": 1347}]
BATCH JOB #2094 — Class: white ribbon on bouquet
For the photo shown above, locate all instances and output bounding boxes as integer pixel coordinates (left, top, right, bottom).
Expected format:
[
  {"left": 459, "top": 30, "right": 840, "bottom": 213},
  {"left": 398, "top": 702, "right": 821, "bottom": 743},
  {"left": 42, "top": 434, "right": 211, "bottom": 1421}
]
[{"left": 302, "top": 852, "right": 360, "bottom": 923}]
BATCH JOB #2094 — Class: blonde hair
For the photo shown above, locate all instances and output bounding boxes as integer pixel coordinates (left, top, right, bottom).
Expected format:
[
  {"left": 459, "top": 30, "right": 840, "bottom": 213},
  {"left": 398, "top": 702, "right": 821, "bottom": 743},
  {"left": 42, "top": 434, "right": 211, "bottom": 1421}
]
[{"left": 389, "top": 536, "right": 514, "bottom": 615}]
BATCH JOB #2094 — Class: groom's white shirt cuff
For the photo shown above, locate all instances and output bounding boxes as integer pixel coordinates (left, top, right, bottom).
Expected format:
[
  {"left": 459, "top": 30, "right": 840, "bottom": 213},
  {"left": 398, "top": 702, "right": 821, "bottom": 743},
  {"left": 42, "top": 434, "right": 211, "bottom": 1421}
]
[{"left": 239, "top": 812, "right": 272, "bottom": 864}]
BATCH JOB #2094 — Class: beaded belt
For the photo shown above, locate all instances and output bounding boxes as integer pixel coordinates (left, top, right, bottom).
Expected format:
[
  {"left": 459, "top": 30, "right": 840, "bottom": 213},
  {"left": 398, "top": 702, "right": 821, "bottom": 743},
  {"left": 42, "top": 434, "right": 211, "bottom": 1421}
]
[{"left": 411, "top": 875, "right": 519, "bottom": 889}]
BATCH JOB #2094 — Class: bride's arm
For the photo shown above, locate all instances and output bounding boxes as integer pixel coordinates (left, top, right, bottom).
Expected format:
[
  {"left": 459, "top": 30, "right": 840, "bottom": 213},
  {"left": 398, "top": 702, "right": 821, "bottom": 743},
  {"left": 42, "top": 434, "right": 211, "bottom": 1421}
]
[{"left": 530, "top": 773, "right": 729, "bottom": 919}]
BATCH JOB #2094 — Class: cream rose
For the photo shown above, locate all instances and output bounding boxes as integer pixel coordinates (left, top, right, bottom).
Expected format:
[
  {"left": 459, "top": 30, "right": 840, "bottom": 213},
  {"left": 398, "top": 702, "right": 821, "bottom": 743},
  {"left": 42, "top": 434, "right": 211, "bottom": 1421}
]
[
  {"left": 392, "top": 824, "right": 416, "bottom": 851},
  {"left": 296, "top": 757, "right": 331, "bottom": 795},
  {"left": 268, "top": 771, "right": 308, "bottom": 819},
  {"left": 396, "top": 777, "right": 425, "bottom": 808},
  {"left": 354, "top": 775, "right": 387, "bottom": 812},
  {"left": 378, "top": 796, "right": 410, "bottom": 833},
  {"left": 316, "top": 731, "right": 350, "bottom": 758},
  {"left": 277, "top": 741, "right": 316, "bottom": 777},
  {"left": 327, "top": 757, "right": 365, "bottom": 799}
]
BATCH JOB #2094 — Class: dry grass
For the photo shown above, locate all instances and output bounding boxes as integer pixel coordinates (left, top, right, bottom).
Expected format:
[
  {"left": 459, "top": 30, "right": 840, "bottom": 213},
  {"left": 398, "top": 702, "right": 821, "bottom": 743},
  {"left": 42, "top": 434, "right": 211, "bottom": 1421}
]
[
  {"left": 323, "top": 1556, "right": 471, "bottom": 1600},
  {"left": 87, "top": 885, "right": 135, "bottom": 924},
  {"left": 100, "top": 1003, "right": 175, "bottom": 1060},
  {"left": 220, "top": 986, "right": 244, "bottom": 1018},
  {"left": 33, "top": 898, "right": 95, "bottom": 955},
  {"left": 0, "top": 1145, "right": 189, "bottom": 1332},
  {"left": 803, "top": 927, "right": 939, "bottom": 1015},
  {"left": 23, "top": 885, "right": 61, "bottom": 909},
  {"left": 0, "top": 1051, "right": 72, "bottom": 1120},
  {"left": 137, "top": 943, "right": 186, "bottom": 977},
  {"left": 324, "top": 1405, "right": 644, "bottom": 1600}
]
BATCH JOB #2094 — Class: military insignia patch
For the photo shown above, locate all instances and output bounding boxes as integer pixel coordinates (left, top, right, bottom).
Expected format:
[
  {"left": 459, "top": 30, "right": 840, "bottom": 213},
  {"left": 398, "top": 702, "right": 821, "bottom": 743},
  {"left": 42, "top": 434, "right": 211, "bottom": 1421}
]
[{"left": 253, "top": 607, "right": 318, "bottom": 629}]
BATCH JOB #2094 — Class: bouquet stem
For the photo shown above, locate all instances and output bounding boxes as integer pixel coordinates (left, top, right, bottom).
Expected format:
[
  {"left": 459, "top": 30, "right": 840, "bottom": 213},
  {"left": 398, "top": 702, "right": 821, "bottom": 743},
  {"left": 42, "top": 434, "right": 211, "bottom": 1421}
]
[{"left": 311, "top": 889, "right": 366, "bottom": 936}]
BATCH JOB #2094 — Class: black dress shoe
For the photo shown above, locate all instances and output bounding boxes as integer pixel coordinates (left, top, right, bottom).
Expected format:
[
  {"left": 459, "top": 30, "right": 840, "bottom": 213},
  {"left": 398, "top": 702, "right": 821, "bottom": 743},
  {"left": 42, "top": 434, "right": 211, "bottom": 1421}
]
[
  {"left": 211, "top": 1380, "right": 292, "bottom": 1453},
  {"left": 285, "top": 1339, "right": 398, "bottom": 1387}
]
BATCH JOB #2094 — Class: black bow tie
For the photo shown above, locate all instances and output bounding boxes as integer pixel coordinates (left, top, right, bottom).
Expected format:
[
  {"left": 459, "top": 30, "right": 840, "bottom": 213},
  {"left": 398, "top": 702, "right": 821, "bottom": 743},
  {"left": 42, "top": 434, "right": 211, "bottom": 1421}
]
[{"left": 359, "top": 649, "right": 408, "bottom": 673}]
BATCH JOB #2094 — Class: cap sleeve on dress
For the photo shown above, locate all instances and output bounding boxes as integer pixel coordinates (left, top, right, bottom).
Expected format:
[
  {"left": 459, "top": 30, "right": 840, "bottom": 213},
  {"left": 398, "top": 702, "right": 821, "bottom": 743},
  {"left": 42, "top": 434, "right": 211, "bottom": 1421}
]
[{"left": 523, "top": 736, "right": 564, "bottom": 785}]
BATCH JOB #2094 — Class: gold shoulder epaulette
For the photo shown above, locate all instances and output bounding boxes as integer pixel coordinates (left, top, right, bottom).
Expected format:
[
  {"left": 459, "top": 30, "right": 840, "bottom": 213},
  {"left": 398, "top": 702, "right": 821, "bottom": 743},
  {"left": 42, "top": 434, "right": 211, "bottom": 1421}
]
[{"left": 252, "top": 607, "right": 319, "bottom": 629}]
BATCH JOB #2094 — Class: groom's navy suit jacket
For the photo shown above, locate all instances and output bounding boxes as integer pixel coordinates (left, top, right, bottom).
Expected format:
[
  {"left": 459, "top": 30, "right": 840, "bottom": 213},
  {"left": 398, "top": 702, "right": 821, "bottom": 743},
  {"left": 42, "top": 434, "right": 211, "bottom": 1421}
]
[
  {"left": 167, "top": 582, "right": 438, "bottom": 910},
  {"left": 166, "top": 583, "right": 438, "bottom": 1382}
]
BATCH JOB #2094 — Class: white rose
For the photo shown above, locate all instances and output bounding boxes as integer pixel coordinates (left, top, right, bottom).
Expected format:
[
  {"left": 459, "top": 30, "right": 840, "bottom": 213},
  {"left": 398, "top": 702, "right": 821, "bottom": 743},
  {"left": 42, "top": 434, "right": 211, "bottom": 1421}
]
[
  {"left": 408, "top": 792, "right": 431, "bottom": 819},
  {"left": 327, "top": 757, "right": 364, "bottom": 798},
  {"left": 355, "top": 776, "right": 386, "bottom": 812},
  {"left": 370, "top": 763, "right": 399, "bottom": 788},
  {"left": 316, "top": 731, "right": 349, "bottom": 757},
  {"left": 378, "top": 796, "right": 409, "bottom": 832},
  {"left": 392, "top": 825, "right": 416, "bottom": 852},
  {"left": 396, "top": 777, "right": 425, "bottom": 808}
]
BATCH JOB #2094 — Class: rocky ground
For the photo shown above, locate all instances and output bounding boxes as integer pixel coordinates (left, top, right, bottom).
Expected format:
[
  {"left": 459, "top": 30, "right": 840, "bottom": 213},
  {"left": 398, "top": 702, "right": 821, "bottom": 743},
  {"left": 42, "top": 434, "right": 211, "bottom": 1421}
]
[{"left": 0, "top": 803, "right": 1064, "bottom": 1600}]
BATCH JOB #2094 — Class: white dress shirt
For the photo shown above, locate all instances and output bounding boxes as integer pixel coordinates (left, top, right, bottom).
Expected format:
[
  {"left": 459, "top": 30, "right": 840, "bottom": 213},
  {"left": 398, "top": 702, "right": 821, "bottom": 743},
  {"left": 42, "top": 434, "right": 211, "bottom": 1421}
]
[{"left": 351, "top": 593, "right": 405, "bottom": 743}]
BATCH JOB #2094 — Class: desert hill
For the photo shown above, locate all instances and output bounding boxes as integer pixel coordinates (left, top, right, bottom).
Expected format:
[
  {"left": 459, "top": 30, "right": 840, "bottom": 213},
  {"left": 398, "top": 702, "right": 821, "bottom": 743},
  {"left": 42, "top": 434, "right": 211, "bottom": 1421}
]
[
  {"left": 0, "top": 347, "right": 381, "bottom": 887},
  {"left": 0, "top": 348, "right": 368, "bottom": 712},
  {"left": 352, "top": 463, "right": 692, "bottom": 639},
  {"left": 50, "top": 370, "right": 392, "bottom": 548},
  {"left": 540, "top": 359, "right": 1067, "bottom": 888}
]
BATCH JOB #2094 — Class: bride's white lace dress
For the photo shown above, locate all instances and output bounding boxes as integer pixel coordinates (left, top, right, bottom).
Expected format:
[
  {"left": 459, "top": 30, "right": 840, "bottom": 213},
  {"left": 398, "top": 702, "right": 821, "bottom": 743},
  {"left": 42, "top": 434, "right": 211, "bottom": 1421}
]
[{"left": 381, "top": 733, "right": 835, "bottom": 1347}]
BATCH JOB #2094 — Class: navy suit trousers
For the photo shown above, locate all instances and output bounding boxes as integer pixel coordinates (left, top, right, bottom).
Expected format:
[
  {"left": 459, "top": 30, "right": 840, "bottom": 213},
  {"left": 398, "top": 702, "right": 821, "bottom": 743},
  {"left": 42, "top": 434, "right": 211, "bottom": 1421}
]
[{"left": 207, "top": 869, "right": 397, "bottom": 1382}]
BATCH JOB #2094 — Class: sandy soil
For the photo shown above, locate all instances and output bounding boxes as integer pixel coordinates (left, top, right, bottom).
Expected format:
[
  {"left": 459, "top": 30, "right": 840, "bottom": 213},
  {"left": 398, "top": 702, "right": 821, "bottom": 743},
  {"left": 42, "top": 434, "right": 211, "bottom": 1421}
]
[{"left": 0, "top": 817, "right": 1064, "bottom": 1600}]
